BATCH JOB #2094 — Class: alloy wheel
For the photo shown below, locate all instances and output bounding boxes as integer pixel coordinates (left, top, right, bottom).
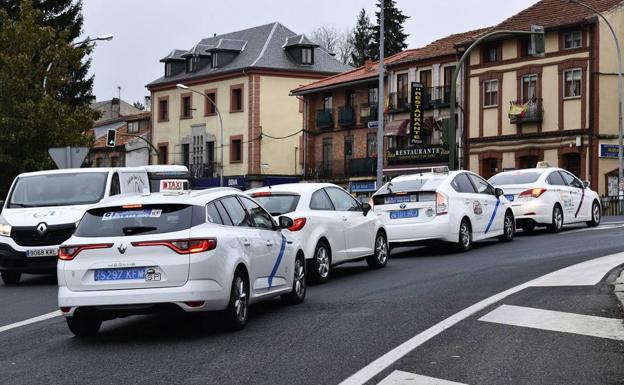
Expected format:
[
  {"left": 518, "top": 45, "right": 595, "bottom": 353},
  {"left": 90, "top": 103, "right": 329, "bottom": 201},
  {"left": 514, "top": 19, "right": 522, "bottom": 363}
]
[
  {"left": 593, "top": 203, "right": 600, "bottom": 224},
  {"left": 316, "top": 247, "right": 330, "bottom": 278},
  {"left": 555, "top": 207, "right": 563, "bottom": 230},
  {"left": 376, "top": 234, "right": 388, "bottom": 264},
  {"left": 460, "top": 222, "right": 470, "bottom": 247},
  {"left": 505, "top": 215, "right": 514, "bottom": 238},
  {"left": 233, "top": 276, "right": 247, "bottom": 323},
  {"left": 293, "top": 258, "right": 305, "bottom": 298}
]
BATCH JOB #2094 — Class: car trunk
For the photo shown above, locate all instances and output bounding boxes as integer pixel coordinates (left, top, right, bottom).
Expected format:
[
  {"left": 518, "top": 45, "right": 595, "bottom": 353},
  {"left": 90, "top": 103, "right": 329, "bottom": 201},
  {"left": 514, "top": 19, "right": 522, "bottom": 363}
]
[
  {"left": 373, "top": 191, "right": 437, "bottom": 223},
  {"left": 496, "top": 184, "right": 535, "bottom": 203}
]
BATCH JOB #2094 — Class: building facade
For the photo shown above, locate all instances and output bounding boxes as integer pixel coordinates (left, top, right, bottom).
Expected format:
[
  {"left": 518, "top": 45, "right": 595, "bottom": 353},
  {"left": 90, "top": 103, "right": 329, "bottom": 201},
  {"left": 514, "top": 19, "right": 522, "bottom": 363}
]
[
  {"left": 90, "top": 112, "right": 152, "bottom": 167},
  {"left": 146, "top": 22, "right": 350, "bottom": 188}
]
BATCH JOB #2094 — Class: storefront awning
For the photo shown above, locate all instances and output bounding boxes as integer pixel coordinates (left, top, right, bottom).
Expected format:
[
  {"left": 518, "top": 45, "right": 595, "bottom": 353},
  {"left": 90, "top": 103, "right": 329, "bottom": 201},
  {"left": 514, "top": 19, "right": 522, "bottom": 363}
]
[{"left": 384, "top": 119, "right": 408, "bottom": 137}]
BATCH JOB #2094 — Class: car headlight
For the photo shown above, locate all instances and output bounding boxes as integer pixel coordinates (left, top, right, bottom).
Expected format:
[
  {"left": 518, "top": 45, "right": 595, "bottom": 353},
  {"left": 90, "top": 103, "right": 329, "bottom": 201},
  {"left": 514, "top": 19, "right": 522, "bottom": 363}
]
[{"left": 0, "top": 223, "right": 11, "bottom": 237}]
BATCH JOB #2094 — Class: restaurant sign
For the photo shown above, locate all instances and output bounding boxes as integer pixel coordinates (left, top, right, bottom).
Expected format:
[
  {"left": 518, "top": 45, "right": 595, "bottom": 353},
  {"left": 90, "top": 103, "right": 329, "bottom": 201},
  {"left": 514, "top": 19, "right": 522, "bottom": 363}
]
[
  {"left": 410, "top": 82, "right": 424, "bottom": 145},
  {"left": 387, "top": 145, "right": 449, "bottom": 165}
]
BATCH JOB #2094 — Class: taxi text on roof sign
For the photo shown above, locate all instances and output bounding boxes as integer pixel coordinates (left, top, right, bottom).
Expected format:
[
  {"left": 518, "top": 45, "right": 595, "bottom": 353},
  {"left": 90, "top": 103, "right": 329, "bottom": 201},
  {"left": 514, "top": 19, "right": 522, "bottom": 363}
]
[{"left": 160, "top": 179, "right": 188, "bottom": 192}]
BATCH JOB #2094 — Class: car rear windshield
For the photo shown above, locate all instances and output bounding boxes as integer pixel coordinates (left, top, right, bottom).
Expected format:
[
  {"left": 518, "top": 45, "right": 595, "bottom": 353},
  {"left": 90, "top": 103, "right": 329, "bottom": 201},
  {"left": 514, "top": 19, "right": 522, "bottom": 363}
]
[
  {"left": 489, "top": 172, "right": 541, "bottom": 185},
  {"left": 253, "top": 194, "right": 300, "bottom": 216},
  {"left": 8, "top": 172, "right": 108, "bottom": 208},
  {"left": 376, "top": 178, "right": 444, "bottom": 196},
  {"left": 75, "top": 204, "right": 203, "bottom": 237}
]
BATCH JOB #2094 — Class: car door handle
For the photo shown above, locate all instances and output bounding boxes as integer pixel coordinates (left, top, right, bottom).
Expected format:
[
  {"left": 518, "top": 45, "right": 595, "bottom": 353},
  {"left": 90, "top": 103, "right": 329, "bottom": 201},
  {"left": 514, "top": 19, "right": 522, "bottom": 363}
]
[
  {"left": 266, "top": 241, "right": 274, "bottom": 247},
  {"left": 341, "top": 216, "right": 348, "bottom": 221},
  {"left": 465, "top": 199, "right": 471, "bottom": 204},
  {"left": 243, "top": 240, "right": 251, "bottom": 247}
]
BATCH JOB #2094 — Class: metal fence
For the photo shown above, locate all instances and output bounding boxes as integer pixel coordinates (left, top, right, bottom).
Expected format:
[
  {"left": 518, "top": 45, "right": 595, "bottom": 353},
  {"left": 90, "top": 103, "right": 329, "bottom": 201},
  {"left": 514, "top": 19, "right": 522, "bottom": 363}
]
[{"left": 600, "top": 196, "right": 624, "bottom": 217}]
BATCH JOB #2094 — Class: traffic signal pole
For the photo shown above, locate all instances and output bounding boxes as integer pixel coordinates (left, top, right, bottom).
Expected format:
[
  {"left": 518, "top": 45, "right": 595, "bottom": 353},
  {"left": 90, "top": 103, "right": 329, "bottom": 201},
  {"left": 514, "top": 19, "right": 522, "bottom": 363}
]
[{"left": 448, "top": 28, "right": 544, "bottom": 170}]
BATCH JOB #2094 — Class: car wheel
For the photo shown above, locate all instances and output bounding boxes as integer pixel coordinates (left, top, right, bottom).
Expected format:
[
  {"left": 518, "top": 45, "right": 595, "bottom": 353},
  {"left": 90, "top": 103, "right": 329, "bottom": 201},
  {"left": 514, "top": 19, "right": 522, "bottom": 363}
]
[
  {"left": 548, "top": 205, "right": 563, "bottom": 233},
  {"left": 521, "top": 223, "right": 535, "bottom": 233},
  {"left": 498, "top": 211, "right": 515, "bottom": 242},
  {"left": 281, "top": 254, "right": 306, "bottom": 305},
  {"left": 66, "top": 314, "right": 102, "bottom": 337},
  {"left": 1, "top": 271, "right": 21, "bottom": 285},
  {"left": 366, "top": 231, "right": 388, "bottom": 269},
  {"left": 586, "top": 201, "right": 601, "bottom": 227},
  {"left": 457, "top": 219, "right": 472, "bottom": 252},
  {"left": 225, "top": 269, "right": 248, "bottom": 330},
  {"left": 309, "top": 241, "right": 331, "bottom": 284}
]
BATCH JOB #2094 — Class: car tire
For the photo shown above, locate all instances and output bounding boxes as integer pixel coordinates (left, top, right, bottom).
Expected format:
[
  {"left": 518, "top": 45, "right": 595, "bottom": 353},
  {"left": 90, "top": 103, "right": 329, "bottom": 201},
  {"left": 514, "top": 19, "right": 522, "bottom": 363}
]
[
  {"left": 498, "top": 211, "right": 515, "bottom": 242},
  {"left": 456, "top": 218, "right": 472, "bottom": 252},
  {"left": 224, "top": 269, "right": 248, "bottom": 331},
  {"left": 308, "top": 241, "right": 331, "bottom": 284},
  {"left": 1, "top": 271, "right": 21, "bottom": 285},
  {"left": 586, "top": 201, "right": 601, "bottom": 227},
  {"left": 366, "top": 231, "right": 388, "bottom": 269},
  {"left": 521, "top": 223, "right": 535, "bottom": 233},
  {"left": 66, "top": 314, "right": 102, "bottom": 337},
  {"left": 281, "top": 254, "right": 306, "bottom": 305},
  {"left": 547, "top": 205, "right": 564, "bottom": 233}
]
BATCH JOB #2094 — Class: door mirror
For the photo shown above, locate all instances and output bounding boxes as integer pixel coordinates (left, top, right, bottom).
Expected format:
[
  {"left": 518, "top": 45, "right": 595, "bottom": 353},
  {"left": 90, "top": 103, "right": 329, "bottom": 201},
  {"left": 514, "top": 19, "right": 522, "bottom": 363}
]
[
  {"left": 278, "top": 216, "right": 293, "bottom": 229},
  {"left": 495, "top": 187, "right": 504, "bottom": 198},
  {"left": 583, "top": 180, "right": 590, "bottom": 189},
  {"left": 362, "top": 202, "right": 371, "bottom": 216}
]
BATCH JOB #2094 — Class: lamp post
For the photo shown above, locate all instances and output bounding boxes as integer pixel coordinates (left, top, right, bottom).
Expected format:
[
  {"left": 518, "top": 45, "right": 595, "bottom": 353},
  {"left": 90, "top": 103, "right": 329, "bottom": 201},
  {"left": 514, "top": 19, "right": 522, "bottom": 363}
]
[
  {"left": 43, "top": 34, "right": 114, "bottom": 93},
  {"left": 568, "top": 0, "right": 622, "bottom": 197},
  {"left": 376, "top": 0, "right": 385, "bottom": 190},
  {"left": 176, "top": 83, "right": 224, "bottom": 187}
]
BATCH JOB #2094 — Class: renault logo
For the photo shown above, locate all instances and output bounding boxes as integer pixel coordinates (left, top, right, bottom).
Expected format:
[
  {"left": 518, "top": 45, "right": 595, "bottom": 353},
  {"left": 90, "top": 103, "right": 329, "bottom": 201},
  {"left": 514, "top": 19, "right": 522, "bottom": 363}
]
[
  {"left": 117, "top": 243, "right": 127, "bottom": 254},
  {"left": 36, "top": 223, "right": 47, "bottom": 236}
]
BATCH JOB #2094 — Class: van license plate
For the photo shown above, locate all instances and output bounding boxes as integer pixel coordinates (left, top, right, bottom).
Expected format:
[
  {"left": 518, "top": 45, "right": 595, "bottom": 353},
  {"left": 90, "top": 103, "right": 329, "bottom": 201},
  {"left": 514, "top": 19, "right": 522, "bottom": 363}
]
[
  {"left": 94, "top": 267, "right": 146, "bottom": 281},
  {"left": 505, "top": 194, "right": 515, "bottom": 202},
  {"left": 390, "top": 209, "right": 419, "bottom": 220},
  {"left": 26, "top": 248, "right": 58, "bottom": 257}
]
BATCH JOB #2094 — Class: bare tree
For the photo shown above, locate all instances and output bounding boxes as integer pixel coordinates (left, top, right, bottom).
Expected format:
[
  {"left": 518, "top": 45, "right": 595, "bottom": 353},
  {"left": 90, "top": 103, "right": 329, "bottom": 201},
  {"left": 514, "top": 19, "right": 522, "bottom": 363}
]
[
  {"left": 336, "top": 27, "right": 354, "bottom": 65},
  {"left": 310, "top": 25, "right": 354, "bottom": 65}
]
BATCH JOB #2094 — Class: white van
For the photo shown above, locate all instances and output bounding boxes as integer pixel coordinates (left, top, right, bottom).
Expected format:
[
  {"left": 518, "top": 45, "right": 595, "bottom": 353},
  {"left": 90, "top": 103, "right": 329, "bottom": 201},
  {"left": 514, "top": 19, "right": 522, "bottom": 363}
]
[{"left": 0, "top": 166, "right": 189, "bottom": 285}]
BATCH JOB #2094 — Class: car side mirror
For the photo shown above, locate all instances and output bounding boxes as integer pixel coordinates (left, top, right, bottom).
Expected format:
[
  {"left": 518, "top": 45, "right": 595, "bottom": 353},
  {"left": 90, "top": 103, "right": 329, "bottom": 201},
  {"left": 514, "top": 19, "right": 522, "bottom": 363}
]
[
  {"left": 495, "top": 188, "right": 504, "bottom": 198},
  {"left": 278, "top": 216, "right": 293, "bottom": 229},
  {"left": 362, "top": 202, "right": 371, "bottom": 216},
  {"left": 583, "top": 180, "right": 590, "bottom": 189}
]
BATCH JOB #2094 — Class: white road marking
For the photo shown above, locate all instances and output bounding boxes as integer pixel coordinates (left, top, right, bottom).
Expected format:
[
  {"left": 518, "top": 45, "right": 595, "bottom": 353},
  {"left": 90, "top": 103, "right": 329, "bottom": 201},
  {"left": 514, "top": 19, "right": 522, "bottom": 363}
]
[
  {"left": 565, "top": 224, "right": 624, "bottom": 234},
  {"left": 479, "top": 305, "right": 624, "bottom": 340},
  {"left": 0, "top": 311, "right": 61, "bottom": 334},
  {"left": 339, "top": 252, "right": 624, "bottom": 385},
  {"left": 377, "top": 370, "right": 468, "bottom": 385}
]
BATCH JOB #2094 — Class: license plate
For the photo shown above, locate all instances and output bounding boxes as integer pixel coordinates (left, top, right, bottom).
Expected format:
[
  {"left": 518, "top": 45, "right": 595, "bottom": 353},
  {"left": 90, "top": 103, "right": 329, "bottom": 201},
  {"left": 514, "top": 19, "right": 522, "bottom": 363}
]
[
  {"left": 94, "top": 267, "right": 146, "bottom": 281},
  {"left": 390, "top": 209, "right": 419, "bottom": 220},
  {"left": 385, "top": 195, "right": 416, "bottom": 204},
  {"left": 505, "top": 194, "right": 515, "bottom": 202},
  {"left": 26, "top": 248, "right": 58, "bottom": 257}
]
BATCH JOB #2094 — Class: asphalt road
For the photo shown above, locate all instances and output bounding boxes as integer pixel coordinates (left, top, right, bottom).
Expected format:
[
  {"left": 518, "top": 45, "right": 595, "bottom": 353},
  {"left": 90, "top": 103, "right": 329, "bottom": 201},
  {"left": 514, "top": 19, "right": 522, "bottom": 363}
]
[{"left": 1, "top": 219, "right": 624, "bottom": 385}]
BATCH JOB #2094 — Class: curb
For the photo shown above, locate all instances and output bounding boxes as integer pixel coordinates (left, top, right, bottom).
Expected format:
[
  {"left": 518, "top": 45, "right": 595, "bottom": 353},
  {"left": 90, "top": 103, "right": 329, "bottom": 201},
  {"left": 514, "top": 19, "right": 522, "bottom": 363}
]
[{"left": 614, "top": 270, "right": 624, "bottom": 310}]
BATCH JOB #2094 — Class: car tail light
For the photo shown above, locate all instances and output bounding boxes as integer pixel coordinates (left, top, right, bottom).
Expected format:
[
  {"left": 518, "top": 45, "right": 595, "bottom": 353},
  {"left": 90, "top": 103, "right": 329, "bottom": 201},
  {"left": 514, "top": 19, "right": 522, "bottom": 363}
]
[
  {"left": 60, "top": 307, "right": 71, "bottom": 313},
  {"left": 288, "top": 218, "right": 306, "bottom": 231},
  {"left": 184, "top": 301, "right": 205, "bottom": 308},
  {"left": 131, "top": 238, "right": 217, "bottom": 254},
  {"left": 252, "top": 192, "right": 271, "bottom": 197},
  {"left": 58, "top": 243, "right": 113, "bottom": 261},
  {"left": 519, "top": 188, "right": 547, "bottom": 198},
  {"left": 436, "top": 192, "right": 448, "bottom": 216}
]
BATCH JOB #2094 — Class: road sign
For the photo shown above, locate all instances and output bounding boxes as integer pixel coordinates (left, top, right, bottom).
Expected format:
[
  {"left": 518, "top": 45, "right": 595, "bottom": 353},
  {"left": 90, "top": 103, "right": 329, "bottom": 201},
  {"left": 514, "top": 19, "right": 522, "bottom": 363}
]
[
  {"left": 48, "top": 147, "right": 89, "bottom": 169},
  {"left": 106, "top": 129, "right": 116, "bottom": 147}
]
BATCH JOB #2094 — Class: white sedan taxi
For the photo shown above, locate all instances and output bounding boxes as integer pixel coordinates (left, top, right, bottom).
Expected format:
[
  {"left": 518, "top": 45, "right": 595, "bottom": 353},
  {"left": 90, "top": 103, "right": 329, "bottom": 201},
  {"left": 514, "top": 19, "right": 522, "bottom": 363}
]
[
  {"left": 489, "top": 163, "right": 601, "bottom": 233},
  {"left": 247, "top": 183, "right": 388, "bottom": 284},
  {"left": 371, "top": 168, "right": 515, "bottom": 251},
  {"left": 57, "top": 188, "right": 306, "bottom": 336}
]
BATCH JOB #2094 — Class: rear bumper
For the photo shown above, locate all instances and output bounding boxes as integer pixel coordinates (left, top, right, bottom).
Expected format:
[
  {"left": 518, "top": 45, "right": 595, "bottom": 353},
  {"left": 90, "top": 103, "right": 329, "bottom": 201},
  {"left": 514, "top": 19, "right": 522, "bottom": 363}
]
[
  {"left": 511, "top": 200, "right": 552, "bottom": 225},
  {"left": 0, "top": 241, "right": 57, "bottom": 274},
  {"left": 58, "top": 279, "right": 229, "bottom": 317},
  {"left": 382, "top": 215, "right": 455, "bottom": 246}
]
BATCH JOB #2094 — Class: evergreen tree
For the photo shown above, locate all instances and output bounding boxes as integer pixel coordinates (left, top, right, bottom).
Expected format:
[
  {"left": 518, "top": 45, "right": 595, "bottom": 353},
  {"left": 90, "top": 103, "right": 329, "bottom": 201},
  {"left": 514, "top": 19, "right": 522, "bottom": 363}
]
[
  {"left": 350, "top": 8, "right": 373, "bottom": 67},
  {"left": 370, "top": 0, "right": 409, "bottom": 60},
  {"left": 133, "top": 101, "right": 145, "bottom": 111}
]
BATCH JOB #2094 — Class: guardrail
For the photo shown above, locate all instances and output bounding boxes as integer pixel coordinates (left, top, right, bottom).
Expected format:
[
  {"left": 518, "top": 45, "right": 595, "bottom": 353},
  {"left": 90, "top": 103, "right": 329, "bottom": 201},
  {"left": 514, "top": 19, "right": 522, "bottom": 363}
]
[{"left": 601, "top": 196, "right": 624, "bottom": 216}]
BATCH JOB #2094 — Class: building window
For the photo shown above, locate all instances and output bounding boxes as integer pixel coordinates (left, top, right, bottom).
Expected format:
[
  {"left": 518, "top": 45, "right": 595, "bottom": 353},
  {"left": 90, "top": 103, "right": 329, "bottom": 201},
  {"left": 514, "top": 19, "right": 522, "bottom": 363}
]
[
  {"left": 481, "top": 158, "right": 499, "bottom": 180},
  {"left": 397, "top": 73, "right": 409, "bottom": 108},
  {"left": 368, "top": 87, "right": 378, "bottom": 105},
  {"left": 518, "top": 37, "right": 531, "bottom": 57},
  {"left": 301, "top": 47, "right": 313, "bottom": 64},
  {"left": 158, "top": 144, "right": 168, "bottom": 164},
  {"left": 563, "top": 31, "right": 582, "bottom": 49},
  {"left": 345, "top": 90, "right": 355, "bottom": 108},
  {"left": 181, "top": 94, "right": 192, "bottom": 118},
  {"left": 323, "top": 93, "right": 332, "bottom": 110},
  {"left": 230, "top": 85, "right": 243, "bottom": 112},
  {"left": 564, "top": 69, "right": 582, "bottom": 98},
  {"left": 483, "top": 80, "right": 498, "bottom": 107},
  {"left": 483, "top": 45, "right": 499, "bottom": 63},
  {"left": 230, "top": 136, "right": 243, "bottom": 163},
  {"left": 110, "top": 156, "right": 120, "bottom": 167},
  {"left": 165, "top": 62, "right": 172, "bottom": 77},
  {"left": 158, "top": 97, "right": 169, "bottom": 122},
  {"left": 127, "top": 121, "right": 139, "bottom": 134},
  {"left": 205, "top": 90, "right": 217, "bottom": 115},
  {"left": 367, "top": 133, "right": 377, "bottom": 158},
  {"left": 521, "top": 74, "right": 538, "bottom": 102},
  {"left": 211, "top": 53, "right": 218, "bottom": 68}
]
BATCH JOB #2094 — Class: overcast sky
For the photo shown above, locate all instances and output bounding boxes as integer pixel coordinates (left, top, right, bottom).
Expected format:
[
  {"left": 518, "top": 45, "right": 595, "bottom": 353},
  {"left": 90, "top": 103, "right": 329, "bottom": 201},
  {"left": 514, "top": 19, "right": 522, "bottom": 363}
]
[{"left": 81, "top": 0, "right": 539, "bottom": 105}]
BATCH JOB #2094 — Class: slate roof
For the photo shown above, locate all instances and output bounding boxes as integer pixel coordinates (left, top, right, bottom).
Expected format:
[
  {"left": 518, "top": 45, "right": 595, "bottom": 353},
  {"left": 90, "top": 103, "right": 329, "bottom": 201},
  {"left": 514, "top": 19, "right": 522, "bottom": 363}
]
[
  {"left": 283, "top": 34, "right": 318, "bottom": 48},
  {"left": 160, "top": 49, "right": 186, "bottom": 62},
  {"left": 148, "top": 22, "right": 351, "bottom": 88}
]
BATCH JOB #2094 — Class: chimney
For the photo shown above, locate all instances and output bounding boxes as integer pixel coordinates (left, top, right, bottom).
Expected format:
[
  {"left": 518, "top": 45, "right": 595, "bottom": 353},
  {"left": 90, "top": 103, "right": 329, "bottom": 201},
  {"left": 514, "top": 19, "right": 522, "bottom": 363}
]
[
  {"left": 364, "top": 60, "right": 373, "bottom": 71},
  {"left": 111, "top": 97, "right": 120, "bottom": 118},
  {"left": 144, "top": 96, "right": 151, "bottom": 112}
]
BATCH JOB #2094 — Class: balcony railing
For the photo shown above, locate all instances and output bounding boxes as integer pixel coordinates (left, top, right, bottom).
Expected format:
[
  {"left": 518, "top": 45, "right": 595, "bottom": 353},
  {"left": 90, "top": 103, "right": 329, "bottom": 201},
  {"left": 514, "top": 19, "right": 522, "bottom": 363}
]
[
  {"left": 388, "top": 92, "right": 409, "bottom": 112},
  {"left": 313, "top": 158, "right": 377, "bottom": 180},
  {"left": 316, "top": 109, "right": 334, "bottom": 129},
  {"left": 360, "top": 103, "right": 378, "bottom": 124},
  {"left": 424, "top": 86, "right": 451, "bottom": 108},
  {"left": 509, "top": 98, "right": 543, "bottom": 124},
  {"left": 338, "top": 106, "right": 355, "bottom": 127}
]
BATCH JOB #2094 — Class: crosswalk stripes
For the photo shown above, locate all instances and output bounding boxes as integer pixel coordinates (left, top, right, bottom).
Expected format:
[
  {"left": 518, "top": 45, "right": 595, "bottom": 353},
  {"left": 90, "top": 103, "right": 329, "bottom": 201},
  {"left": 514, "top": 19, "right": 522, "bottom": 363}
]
[{"left": 377, "top": 370, "right": 468, "bottom": 385}]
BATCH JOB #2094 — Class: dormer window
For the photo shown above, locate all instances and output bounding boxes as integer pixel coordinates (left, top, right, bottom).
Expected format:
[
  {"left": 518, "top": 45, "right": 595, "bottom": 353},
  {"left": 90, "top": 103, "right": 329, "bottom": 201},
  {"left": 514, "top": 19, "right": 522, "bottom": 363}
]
[
  {"left": 186, "top": 56, "right": 199, "bottom": 73},
  {"left": 283, "top": 34, "right": 319, "bottom": 66},
  {"left": 165, "top": 62, "right": 172, "bottom": 77},
  {"left": 301, "top": 47, "right": 313, "bottom": 64},
  {"left": 211, "top": 53, "right": 218, "bottom": 68}
]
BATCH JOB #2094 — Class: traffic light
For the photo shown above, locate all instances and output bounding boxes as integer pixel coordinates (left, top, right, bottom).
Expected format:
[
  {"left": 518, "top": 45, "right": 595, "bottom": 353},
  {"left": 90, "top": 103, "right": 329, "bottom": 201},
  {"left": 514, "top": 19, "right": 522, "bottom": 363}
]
[
  {"left": 530, "top": 25, "right": 545, "bottom": 57},
  {"left": 106, "top": 129, "right": 116, "bottom": 147}
]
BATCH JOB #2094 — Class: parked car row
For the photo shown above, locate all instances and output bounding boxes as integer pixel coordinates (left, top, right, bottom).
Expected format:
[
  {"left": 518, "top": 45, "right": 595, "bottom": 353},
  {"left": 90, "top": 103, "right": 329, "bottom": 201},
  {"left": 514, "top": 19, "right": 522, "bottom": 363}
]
[{"left": 0, "top": 162, "right": 601, "bottom": 336}]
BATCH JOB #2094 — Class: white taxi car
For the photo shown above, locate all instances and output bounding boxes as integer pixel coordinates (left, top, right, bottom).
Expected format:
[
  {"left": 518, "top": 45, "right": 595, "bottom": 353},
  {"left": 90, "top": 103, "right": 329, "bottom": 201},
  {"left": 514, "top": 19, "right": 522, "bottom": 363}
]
[
  {"left": 489, "top": 164, "right": 601, "bottom": 233},
  {"left": 371, "top": 168, "right": 515, "bottom": 251},
  {"left": 247, "top": 183, "right": 388, "bottom": 284},
  {"left": 57, "top": 188, "right": 306, "bottom": 336}
]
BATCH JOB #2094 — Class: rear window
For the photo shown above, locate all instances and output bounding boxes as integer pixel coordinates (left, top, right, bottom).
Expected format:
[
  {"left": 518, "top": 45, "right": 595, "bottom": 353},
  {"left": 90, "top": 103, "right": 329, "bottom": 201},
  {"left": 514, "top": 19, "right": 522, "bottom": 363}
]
[
  {"left": 253, "top": 194, "right": 300, "bottom": 216},
  {"left": 489, "top": 172, "right": 541, "bottom": 185},
  {"left": 75, "top": 204, "right": 204, "bottom": 237},
  {"left": 375, "top": 178, "right": 444, "bottom": 196}
]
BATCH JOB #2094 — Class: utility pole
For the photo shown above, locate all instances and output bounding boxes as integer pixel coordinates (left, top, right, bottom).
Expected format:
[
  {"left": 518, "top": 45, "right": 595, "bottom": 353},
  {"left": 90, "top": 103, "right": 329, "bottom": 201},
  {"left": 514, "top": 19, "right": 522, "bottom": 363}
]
[{"left": 376, "top": 0, "right": 385, "bottom": 189}]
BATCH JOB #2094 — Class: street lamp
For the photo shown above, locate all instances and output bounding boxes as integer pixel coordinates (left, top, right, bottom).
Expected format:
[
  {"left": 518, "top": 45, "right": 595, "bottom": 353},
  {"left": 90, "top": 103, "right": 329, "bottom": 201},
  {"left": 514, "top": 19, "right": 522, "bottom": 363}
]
[
  {"left": 176, "top": 83, "right": 224, "bottom": 187},
  {"left": 568, "top": 0, "right": 623, "bottom": 197},
  {"left": 43, "top": 34, "right": 114, "bottom": 93}
]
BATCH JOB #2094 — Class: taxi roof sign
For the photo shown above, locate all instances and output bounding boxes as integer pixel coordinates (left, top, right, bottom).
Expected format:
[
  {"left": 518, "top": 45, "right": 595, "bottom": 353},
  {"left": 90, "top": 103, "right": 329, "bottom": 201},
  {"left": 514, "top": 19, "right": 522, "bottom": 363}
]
[{"left": 160, "top": 179, "right": 189, "bottom": 193}]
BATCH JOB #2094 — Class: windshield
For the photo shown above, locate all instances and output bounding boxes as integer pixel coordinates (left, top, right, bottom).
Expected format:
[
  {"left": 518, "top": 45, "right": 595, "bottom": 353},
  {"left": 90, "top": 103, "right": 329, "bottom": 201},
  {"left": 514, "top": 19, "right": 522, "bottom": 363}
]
[
  {"left": 253, "top": 194, "right": 300, "bottom": 216},
  {"left": 8, "top": 172, "right": 108, "bottom": 208},
  {"left": 489, "top": 172, "right": 542, "bottom": 185},
  {"left": 375, "top": 178, "right": 444, "bottom": 196}
]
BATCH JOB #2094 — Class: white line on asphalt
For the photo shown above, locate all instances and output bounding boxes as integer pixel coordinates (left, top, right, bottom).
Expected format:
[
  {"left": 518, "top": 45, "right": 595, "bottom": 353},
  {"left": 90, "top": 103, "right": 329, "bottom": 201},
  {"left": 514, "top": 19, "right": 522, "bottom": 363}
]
[
  {"left": 479, "top": 305, "right": 624, "bottom": 340},
  {"left": 338, "top": 252, "right": 624, "bottom": 385},
  {"left": 564, "top": 224, "right": 624, "bottom": 234},
  {"left": 0, "top": 311, "right": 61, "bottom": 334},
  {"left": 377, "top": 370, "right": 468, "bottom": 385}
]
